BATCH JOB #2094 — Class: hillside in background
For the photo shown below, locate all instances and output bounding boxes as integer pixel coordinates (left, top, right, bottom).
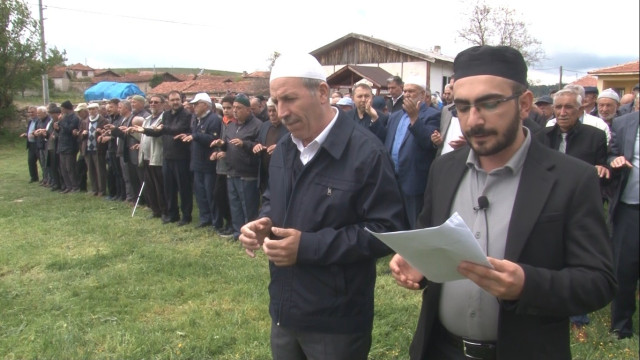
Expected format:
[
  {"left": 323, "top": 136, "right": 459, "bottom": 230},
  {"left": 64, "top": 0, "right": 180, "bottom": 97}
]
[{"left": 111, "top": 68, "right": 242, "bottom": 77}]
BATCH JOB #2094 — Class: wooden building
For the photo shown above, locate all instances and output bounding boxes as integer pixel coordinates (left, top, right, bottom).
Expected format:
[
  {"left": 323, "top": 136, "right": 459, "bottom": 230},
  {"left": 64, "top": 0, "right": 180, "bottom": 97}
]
[{"left": 311, "top": 33, "right": 454, "bottom": 95}]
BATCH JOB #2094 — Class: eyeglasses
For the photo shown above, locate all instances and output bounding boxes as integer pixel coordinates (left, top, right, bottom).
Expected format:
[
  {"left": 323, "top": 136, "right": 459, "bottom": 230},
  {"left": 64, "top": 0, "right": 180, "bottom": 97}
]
[{"left": 454, "top": 93, "right": 521, "bottom": 114}]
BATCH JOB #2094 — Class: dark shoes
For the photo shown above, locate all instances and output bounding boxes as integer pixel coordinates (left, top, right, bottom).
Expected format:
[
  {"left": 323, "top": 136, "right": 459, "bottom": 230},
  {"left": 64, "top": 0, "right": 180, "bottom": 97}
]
[
  {"left": 177, "top": 219, "right": 192, "bottom": 227},
  {"left": 162, "top": 216, "right": 179, "bottom": 225},
  {"left": 216, "top": 227, "right": 234, "bottom": 238},
  {"left": 195, "top": 222, "right": 210, "bottom": 228}
]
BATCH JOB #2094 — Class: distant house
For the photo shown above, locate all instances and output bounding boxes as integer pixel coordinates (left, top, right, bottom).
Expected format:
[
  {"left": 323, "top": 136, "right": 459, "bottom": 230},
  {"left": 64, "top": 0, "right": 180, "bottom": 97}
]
[
  {"left": 150, "top": 74, "right": 261, "bottom": 101},
  {"left": 67, "top": 63, "right": 95, "bottom": 79},
  {"left": 93, "top": 72, "right": 182, "bottom": 94},
  {"left": 310, "top": 33, "right": 454, "bottom": 95},
  {"left": 48, "top": 66, "right": 72, "bottom": 92},
  {"left": 588, "top": 61, "right": 639, "bottom": 95},
  {"left": 48, "top": 63, "right": 96, "bottom": 92}
]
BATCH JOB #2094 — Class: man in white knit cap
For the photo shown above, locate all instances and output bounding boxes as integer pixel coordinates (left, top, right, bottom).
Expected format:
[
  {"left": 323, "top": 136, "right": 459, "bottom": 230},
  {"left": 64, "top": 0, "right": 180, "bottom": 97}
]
[
  {"left": 239, "top": 53, "right": 407, "bottom": 360},
  {"left": 597, "top": 88, "right": 621, "bottom": 126}
]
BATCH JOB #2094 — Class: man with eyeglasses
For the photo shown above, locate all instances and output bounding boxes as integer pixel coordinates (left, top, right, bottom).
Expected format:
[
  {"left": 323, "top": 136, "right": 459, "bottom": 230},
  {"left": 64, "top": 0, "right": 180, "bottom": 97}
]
[
  {"left": 139, "top": 90, "right": 193, "bottom": 225},
  {"left": 390, "top": 45, "right": 615, "bottom": 360},
  {"left": 131, "top": 95, "right": 167, "bottom": 219}
]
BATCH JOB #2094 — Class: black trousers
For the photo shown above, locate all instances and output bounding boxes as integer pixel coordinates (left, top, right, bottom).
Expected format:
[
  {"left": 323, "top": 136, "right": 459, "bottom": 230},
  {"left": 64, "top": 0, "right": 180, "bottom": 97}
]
[
  {"left": 162, "top": 159, "right": 192, "bottom": 222},
  {"left": 610, "top": 203, "right": 639, "bottom": 337},
  {"left": 143, "top": 161, "right": 166, "bottom": 217},
  {"left": 213, "top": 173, "right": 231, "bottom": 229},
  {"left": 270, "top": 323, "right": 371, "bottom": 360},
  {"left": 47, "top": 149, "right": 62, "bottom": 189},
  {"left": 76, "top": 155, "right": 87, "bottom": 191},
  {"left": 106, "top": 152, "right": 118, "bottom": 197},
  {"left": 27, "top": 142, "right": 39, "bottom": 181}
]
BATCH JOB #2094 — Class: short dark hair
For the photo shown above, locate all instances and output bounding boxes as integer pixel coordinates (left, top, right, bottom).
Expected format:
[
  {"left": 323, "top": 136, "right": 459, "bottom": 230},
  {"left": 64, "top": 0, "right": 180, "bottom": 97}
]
[
  {"left": 108, "top": 98, "right": 120, "bottom": 105},
  {"left": 387, "top": 76, "right": 403, "bottom": 86},
  {"left": 221, "top": 95, "right": 235, "bottom": 105},
  {"left": 168, "top": 90, "right": 183, "bottom": 100}
]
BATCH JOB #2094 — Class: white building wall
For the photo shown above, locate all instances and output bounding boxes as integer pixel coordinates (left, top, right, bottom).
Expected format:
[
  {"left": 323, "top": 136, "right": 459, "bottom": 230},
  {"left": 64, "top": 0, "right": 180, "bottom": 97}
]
[{"left": 323, "top": 60, "right": 453, "bottom": 94}]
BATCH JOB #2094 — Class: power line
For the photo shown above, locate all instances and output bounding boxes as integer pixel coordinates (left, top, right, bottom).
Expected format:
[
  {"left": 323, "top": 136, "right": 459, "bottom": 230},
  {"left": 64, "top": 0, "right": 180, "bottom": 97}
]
[{"left": 35, "top": 3, "right": 210, "bottom": 28}]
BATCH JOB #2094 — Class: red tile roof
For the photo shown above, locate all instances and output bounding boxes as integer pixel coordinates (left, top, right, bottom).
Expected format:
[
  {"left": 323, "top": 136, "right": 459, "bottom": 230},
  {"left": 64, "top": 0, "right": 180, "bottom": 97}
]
[
  {"left": 588, "top": 60, "right": 639, "bottom": 75},
  {"left": 48, "top": 65, "right": 69, "bottom": 78},
  {"left": 570, "top": 75, "right": 597, "bottom": 87},
  {"left": 150, "top": 76, "right": 260, "bottom": 96},
  {"left": 67, "top": 63, "right": 94, "bottom": 71}
]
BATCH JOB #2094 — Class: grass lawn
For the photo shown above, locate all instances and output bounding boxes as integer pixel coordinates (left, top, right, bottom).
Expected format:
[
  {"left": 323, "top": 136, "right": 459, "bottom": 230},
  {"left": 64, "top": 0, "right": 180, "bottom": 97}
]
[{"left": 0, "top": 132, "right": 637, "bottom": 359}]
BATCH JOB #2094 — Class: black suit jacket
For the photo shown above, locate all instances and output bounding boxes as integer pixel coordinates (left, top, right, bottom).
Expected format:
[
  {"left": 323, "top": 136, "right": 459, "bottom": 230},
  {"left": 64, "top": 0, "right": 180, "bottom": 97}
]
[
  {"left": 410, "top": 139, "right": 616, "bottom": 360},
  {"left": 535, "top": 122, "right": 607, "bottom": 167},
  {"left": 386, "top": 94, "right": 404, "bottom": 114}
]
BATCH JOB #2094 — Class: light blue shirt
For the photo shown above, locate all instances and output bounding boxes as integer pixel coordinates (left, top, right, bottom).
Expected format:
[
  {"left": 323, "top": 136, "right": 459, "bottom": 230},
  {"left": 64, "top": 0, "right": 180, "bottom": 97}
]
[
  {"left": 27, "top": 119, "right": 37, "bottom": 142},
  {"left": 391, "top": 113, "right": 410, "bottom": 172}
]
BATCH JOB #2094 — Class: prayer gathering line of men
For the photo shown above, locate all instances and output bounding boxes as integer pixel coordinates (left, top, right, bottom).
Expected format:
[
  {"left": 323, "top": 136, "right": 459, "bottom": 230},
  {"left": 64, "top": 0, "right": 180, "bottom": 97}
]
[
  {"left": 22, "top": 91, "right": 289, "bottom": 238},
  {"left": 22, "top": 70, "right": 638, "bottom": 352}
]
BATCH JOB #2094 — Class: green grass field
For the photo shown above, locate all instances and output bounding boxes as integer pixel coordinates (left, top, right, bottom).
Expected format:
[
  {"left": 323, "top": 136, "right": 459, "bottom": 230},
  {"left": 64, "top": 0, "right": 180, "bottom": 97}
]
[{"left": 0, "top": 132, "right": 637, "bottom": 359}]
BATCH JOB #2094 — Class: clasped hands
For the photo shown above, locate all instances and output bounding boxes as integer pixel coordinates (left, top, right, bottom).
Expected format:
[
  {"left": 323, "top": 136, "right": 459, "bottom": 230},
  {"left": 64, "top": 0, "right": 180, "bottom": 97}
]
[{"left": 239, "top": 217, "right": 301, "bottom": 267}]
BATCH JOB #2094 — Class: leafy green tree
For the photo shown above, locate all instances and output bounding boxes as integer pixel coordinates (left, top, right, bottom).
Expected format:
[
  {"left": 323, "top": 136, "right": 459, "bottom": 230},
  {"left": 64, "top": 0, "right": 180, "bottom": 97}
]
[{"left": 0, "top": 0, "right": 65, "bottom": 122}]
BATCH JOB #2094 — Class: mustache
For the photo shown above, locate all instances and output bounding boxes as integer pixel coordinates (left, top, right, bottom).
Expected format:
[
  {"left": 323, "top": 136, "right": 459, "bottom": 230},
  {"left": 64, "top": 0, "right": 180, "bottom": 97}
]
[{"left": 466, "top": 126, "right": 497, "bottom": 137}]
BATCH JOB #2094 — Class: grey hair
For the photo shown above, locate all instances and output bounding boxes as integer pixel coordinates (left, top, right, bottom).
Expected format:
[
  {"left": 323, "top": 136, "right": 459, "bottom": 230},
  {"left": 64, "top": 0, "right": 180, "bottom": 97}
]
[
  {"left": 37, "top": 106, "right": 48, "bottom": 113},
  {"left": 120, "top": 100, "right": 132, "bottom": 111},
  {"left": 302, "top": 78, "right": 323, "bottom": 97},
  {"left": 563, "top": 84, "right": 585, "bottom": 100},
  {"left": 352, "top": 82, "right": 373, "bottom": 94},
  {"left": 553, "top": 89, "right": 582, "bottom": 107}
]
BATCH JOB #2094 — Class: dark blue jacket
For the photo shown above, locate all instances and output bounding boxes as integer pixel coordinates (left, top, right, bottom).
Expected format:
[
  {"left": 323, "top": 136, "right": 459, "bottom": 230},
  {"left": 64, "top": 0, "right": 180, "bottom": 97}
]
[
  {"left": 261, "top": 110, "right": 407, "bottom": 334},
  {"left": 344, "top": 108, "right": 387, "bottom": 143},
  {"left": 56, "top": 112, "right": 80, "bottom": 154},
  {"left": 384, "top": 103, "right": 440, "bottom": 196},
  {"left": 256, "top": 121, "right": 289, "bottom": 191},
  {"left": 190, "top": 111, "right": 221, "bottom": 173}
]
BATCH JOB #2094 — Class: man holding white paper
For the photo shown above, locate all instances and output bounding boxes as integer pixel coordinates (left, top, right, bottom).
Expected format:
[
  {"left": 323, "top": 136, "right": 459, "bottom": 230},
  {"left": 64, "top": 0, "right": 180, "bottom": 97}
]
[{"left": 390, "top": 45, "right": 615, "bottom": 360}]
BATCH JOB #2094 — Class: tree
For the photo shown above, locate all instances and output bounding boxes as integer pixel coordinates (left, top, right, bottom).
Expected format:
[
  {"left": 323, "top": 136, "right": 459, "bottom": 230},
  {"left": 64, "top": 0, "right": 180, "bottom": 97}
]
[
  {"left": 266, "top": 51, "right": 281, "bottom": 71},
  {"left": 0, "top": 0, "right": 65, "bottom": 123},
  {"left": 457, "top": 0, "right": 544, "bottom": 66},
  {"left": 149, "top": 74, "right": 164, "bottom": 89}
]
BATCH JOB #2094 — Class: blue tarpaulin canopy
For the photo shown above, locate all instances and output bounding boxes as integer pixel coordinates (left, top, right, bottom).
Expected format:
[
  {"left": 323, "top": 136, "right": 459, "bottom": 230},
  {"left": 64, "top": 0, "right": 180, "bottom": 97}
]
[{"left": 84, "top": 81, "right": 145, "bottom": 101}]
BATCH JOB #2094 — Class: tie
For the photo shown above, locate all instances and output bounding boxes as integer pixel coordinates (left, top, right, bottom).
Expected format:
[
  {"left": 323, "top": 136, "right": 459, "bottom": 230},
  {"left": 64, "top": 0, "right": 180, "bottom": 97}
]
[{"left": 558, "top": 133, "right": 567, "bottom": 154}]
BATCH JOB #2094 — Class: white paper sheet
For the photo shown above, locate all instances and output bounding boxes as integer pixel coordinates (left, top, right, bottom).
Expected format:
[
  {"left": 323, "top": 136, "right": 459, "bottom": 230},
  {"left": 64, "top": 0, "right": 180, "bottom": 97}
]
[{"left": 367, "top": 212, "right": 492, "bottom": 283}]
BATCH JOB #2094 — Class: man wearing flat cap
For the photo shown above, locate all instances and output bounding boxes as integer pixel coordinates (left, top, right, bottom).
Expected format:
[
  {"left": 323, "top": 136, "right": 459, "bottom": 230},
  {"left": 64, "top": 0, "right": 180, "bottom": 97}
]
[
  {"left": 390, "top": 45, "right": 615, "bottom": 360},
  {"left": 583, "top": 86, "right": 599, "bottom": 117},
  {"left": 239, "top": 53, "right": 406, "bottom": 359}
]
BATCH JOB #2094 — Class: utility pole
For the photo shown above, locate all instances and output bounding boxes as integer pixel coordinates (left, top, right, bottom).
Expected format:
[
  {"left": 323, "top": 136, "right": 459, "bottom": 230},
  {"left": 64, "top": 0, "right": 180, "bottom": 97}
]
[
  {"left": 39, "top": 0, "right": 50, "bottom": 105},
  {"left": 558, "top": 66, "right": 563, "bottom": 90}
]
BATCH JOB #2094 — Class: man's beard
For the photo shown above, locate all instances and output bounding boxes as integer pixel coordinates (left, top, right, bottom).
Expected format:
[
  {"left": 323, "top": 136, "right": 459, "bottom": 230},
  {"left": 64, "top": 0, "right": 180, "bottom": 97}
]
[{"left": 465, "top": 108, "right": 520, "bottom": 156}]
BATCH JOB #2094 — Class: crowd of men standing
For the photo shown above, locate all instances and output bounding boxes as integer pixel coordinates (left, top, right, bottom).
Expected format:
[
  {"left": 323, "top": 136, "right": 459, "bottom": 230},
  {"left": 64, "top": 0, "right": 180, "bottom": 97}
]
[
  {"left": 20, "top": 48, "right": 638, "bottom": 358},
  {"left": 21, "top": 90, "right": 289, "bottom": 239}
]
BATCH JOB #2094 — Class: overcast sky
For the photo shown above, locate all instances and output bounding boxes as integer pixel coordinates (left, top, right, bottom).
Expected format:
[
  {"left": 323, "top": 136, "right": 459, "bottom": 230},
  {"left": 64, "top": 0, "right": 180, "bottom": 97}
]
[{"left": 29, "top": 0, "right": 639, "bottom": 85}]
